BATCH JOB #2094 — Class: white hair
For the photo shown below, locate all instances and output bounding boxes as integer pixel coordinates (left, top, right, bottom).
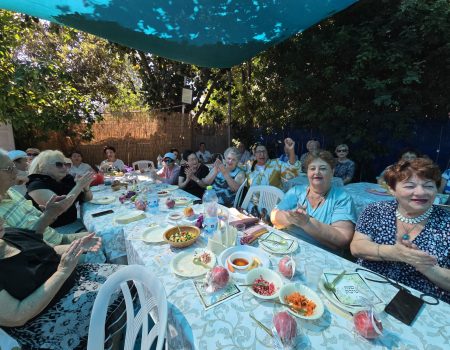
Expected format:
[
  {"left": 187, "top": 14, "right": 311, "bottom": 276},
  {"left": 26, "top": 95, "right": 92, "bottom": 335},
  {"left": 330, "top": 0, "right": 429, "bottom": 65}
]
[
  {"left": 28, "top": 150, "right": 65, "bottom": 175},
  {"left": 224, "top": 147, "right": 241, "bottom": 160}
]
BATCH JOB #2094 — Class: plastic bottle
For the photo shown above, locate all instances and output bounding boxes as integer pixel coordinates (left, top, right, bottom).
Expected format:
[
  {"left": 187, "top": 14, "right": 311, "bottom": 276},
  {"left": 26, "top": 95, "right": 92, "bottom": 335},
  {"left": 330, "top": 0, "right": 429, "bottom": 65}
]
[
  {"left": 202, "top": 186, "right": 219, "bottom": 235},
  {"left": 146, "top": 189, "right": 159, "bottom": 214}
]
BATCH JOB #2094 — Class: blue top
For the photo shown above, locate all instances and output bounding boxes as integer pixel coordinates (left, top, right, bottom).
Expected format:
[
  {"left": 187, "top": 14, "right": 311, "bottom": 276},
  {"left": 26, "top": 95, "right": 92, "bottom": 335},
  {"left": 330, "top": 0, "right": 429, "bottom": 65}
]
[
  {"left": 212, "top": 167, "right": 245, "bottom": 207},
  {"left": 356, "top": 201, "right": 450, "bottom": 303},
  {"left": 276, "top": 185, "right": 357, "bottom": 253}
]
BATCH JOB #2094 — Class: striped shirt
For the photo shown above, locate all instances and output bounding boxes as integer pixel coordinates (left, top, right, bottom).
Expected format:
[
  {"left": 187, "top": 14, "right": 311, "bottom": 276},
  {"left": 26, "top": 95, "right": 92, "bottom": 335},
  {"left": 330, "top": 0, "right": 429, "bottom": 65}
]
[{"left": 0, "top": 188, "right": 63, "bottom": 245}]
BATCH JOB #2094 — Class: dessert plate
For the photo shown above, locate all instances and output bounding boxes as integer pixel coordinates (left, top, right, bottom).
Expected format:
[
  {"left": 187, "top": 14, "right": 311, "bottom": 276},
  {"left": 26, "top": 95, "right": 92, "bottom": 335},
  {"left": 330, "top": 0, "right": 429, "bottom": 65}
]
[
  {"left": 259, "top": 231, "right": 298, "bottom": 254},
  {"left": 171, "top": 249, "right": 216, "bottom": 277},
  {"left": 90, "top": 195, "right": 116, "bottom": 204}
]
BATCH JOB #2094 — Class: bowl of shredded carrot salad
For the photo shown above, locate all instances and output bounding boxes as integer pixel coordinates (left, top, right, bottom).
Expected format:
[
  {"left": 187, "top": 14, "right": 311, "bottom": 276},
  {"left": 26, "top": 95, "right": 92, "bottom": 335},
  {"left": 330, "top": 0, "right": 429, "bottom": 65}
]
[{"left": 279, "top": 283, "right": 324, "bottom": 319}]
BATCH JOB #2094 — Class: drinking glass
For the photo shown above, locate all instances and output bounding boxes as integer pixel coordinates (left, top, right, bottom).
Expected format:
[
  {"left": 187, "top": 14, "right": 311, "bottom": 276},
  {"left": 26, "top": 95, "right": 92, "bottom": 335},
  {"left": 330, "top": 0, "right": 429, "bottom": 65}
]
[{"left": 235, "top": 223, "right": 246, "bottom": 245}]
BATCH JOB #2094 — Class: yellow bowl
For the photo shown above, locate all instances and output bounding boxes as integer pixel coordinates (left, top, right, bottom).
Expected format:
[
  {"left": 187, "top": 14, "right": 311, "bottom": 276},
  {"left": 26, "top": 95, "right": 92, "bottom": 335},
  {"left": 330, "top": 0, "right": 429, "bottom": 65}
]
[{"left": 163, "top": 225, "right": 201, "bottom": 248}]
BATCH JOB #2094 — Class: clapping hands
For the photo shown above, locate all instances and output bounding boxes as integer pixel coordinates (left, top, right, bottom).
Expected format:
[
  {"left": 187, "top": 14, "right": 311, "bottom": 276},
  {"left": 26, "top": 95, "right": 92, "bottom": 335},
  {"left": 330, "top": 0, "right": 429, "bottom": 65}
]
[
  {"left": 395, "top": 240, "right": 437, "bottom": 271},
  {"left": 75, "top": 172, "right": 95, "bottom": 190}
]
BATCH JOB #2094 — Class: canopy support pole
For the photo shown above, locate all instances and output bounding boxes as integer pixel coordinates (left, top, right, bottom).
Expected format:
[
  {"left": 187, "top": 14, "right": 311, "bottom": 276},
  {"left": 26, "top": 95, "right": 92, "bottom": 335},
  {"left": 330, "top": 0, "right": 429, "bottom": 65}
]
[{"left": 227, "top": 69, "right": 232, "bottom": 147}]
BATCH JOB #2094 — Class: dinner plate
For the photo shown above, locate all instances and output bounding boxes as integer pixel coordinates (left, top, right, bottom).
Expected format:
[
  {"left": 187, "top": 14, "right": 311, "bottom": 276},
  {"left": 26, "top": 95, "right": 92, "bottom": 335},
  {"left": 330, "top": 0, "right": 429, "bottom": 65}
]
[
  {"left": 115, "top": 210, "right": 147, "bottom": 224},
  {"left": 157, "top": 190, "right": 170, "bottom": 197},
  {"left": 218, "top": 246, "right": 271, "bottom": 281},
  {"left": 140, "top": 225, "right": 167, "bottom": 243},
  {"left": 170, "top": 249, "right": 216, "bottom": 277},
  {"left": 90, "top": 195, "right": 116, "bottom": 204},
  {"left": 174, "top": 197, "right": 191, "bottom": 206},
  {"left": 258, "top": 231, "right": 299, "bottom": 255},
  {"left": 318, "top": 270, "right": 384, "bottom": 314},
  {"left": 165, "top": 185, "right": 179, "bottom": 191}
]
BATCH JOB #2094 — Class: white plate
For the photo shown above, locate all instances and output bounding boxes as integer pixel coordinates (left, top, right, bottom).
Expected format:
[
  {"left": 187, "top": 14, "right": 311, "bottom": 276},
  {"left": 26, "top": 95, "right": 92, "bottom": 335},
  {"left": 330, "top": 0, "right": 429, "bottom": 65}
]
[
  {"left": 174, "top": 197, "right": 191, "bottom": 206},
  {"left": 90, "top": 195, "right": 116, "bottom": 205},
  {"left": 165, "top": 185, "right": 179, "bottom": 191},
  {"left": 170, "top": 249, "right": 216, "bottom": 277},
  {"left": 115, "top": 210, "right": 147, "bottom": 224},
  {"left": 218, "top": 246, "right": 271, "bottom": 281},
  {"left": 258, "top": 231, "right": 299, "bottom": 255},
  {"left": 157, "top": 190, "right": 170, "bottom": 197},
  {"left": 279, "top": 283, "right": 324, "bottom": 320},
  {"left": 140, "top": 226, "right": 167, "bottom": 243},
  {"left": 318, "top": 270, "right": 384, "bottom": 314}
]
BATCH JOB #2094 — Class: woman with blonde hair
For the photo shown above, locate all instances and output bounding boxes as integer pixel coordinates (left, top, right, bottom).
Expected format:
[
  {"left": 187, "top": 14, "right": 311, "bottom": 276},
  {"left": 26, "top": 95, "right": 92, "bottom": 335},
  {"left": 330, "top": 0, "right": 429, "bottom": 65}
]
[{"left": 26, "top": 150, "right": 94, "bottom": 233}]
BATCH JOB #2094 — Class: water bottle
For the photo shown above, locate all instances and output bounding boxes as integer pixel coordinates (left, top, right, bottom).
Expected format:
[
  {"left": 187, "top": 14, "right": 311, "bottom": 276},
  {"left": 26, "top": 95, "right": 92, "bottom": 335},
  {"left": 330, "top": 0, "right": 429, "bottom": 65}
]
[
  {"left": 202, "top": 186, "right": 219, "bottom": 235},
  {"left": 146, "top": 189, "right": 159, "bottom": 214}
]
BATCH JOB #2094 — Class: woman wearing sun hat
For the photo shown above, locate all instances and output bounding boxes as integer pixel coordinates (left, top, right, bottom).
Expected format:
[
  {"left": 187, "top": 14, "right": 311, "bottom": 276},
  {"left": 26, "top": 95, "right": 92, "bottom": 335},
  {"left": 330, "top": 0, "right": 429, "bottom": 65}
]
[
  {"left": 7, "top": 150, "right": 29, "bottom": 195},
  {"left": 156, "top": 152, "right": 181, "bottom": 185}
]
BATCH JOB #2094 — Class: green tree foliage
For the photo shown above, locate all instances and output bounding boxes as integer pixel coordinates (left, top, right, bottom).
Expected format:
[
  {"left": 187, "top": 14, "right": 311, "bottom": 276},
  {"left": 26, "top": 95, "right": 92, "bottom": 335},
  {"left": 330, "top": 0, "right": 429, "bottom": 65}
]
[
  {"left": 204, "top": 0, "right": 450, "bottom": 158},
  {"left": 0, "top": 10, "right": 142, "bottom": 145}
]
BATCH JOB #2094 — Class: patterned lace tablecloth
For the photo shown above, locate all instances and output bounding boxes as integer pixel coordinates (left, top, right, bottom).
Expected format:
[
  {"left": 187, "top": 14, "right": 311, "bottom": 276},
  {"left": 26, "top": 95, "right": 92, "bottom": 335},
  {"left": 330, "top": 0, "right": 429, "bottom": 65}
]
[{"left": 124, "top": 210, "right": 450, "bottom": 350}]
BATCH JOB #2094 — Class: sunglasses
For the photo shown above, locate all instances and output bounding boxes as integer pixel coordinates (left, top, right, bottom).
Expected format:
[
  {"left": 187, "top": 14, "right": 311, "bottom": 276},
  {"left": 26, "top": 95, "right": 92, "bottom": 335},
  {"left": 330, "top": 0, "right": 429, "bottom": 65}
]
[
  {"left": 0, "top": 163, "right": 16, "bottom": 173},
  {"left": 55, "top": 162, "right": 71, "bottom": 168},
  {"left": 27, "top": 153, "right": 39, "bottom": 157},
  {"left": 163, "top": 158, "right": 174, "bottom": 163},
  {"left": 337, "top": 149, "right": 348, "bottom": 153}
]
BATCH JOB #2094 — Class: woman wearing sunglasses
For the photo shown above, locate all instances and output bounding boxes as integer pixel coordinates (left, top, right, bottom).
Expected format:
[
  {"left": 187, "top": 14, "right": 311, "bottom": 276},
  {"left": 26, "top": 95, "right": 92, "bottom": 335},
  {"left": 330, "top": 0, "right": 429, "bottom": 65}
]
[
  {"left": 156, "top": 152, "right": 181, "bottom": 185},
  {"left": 334, "top": 144, "right": 355, "bottom": 185},
  {"left": 25, "top": 150, "right": 94, "bottom": 233},
  {"left": 350, "top": 158, "right": 450, "bottom": 303}
]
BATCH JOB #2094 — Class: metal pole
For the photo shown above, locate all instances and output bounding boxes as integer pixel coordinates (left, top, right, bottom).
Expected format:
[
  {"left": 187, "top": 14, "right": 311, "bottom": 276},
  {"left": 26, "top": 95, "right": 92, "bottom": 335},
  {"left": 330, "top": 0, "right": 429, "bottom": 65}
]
[{"left": 228, "top": 69, "right": 232, "bottom": 147}]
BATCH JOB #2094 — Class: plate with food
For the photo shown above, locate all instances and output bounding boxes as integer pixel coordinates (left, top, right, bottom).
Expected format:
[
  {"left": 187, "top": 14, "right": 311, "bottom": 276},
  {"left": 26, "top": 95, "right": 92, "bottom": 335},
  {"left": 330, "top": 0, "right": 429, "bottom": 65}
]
[
  {"left": 279, "top": 283, "right": 324, "bottom": 320},
  {"left": 157, "top": 190, "right": 170, "bottom": 197},
  {"left": 318, "top": 270, "right": 384, "bottom": 314},
  {"left": 174, "top": 197, "right": 192, "bottom": 206},
  {"left": 165, "top": 185, "right": 179, "bottom": 191},
  {"left": 170, "top": 249, "right": 216, "bottom": 277},
  {"left": 245, "top": 267, "right": 283, "bottom": 300},
  {"left": 115, "top": 210, "right": 147, "bottom": 224},
  {"left": 259, "top": 231, "right": 298, "bottom": 255},
  {"left": 90, "top": 195, "right": 116, "bottom": 205},
  {"left": 218, "top": 245, "right": 271, "bottom": 281}
]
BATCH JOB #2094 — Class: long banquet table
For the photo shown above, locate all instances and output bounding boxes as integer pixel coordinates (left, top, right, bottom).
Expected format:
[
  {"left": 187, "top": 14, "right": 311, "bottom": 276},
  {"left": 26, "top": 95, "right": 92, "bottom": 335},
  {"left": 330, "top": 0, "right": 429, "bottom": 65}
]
[{"left": 2, "top": 181, "right": 449, "bottom": 350}]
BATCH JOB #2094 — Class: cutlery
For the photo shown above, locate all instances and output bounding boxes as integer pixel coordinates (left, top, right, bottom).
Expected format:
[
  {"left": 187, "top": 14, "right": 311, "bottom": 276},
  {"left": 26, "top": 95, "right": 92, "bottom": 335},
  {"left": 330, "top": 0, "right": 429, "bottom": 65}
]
[
  {"left": 192, "top": 257, "right": 209, "bottom": 269},
  {"left": 249, "top": 314, "right": 273, "bottom": 337},
  {"left": 269, "top": 300, "right": 306, "bottom": 314},
  {"left": 323, "top": 270, "right": 346, "bottom": 292},
  {"left": 239, "top": 282, "right": 269, "bottom": 287}
]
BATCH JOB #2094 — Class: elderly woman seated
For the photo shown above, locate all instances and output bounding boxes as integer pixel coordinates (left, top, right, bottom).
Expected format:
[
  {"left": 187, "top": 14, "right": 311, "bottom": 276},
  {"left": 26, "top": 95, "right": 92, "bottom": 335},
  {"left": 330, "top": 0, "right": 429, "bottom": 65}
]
[
  {"left": 0, "top": 216, "right": 124, "bottom": 349},
  {"left": 271, "top": 150, "right": 357, "bottom": 256},
  {"left": 26, "top": 150, "right": 94, "bottom": 233},
  {"left": 178, "top": 150, "right": 210, "bottom": 198},
  {"left": 202, "top": 147, "right": 246, "bottom": 207},
  {"left": 350, "top": 158, "right": 450, "bottom": 303}
]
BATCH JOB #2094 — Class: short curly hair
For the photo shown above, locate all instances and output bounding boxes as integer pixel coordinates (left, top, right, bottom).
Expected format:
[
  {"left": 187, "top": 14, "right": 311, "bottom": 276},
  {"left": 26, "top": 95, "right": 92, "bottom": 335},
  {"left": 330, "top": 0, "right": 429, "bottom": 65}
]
[
  {"left": 384, "top": 158, "right": 441, "bottom": 189},
  {"left": 303, "top": 150, "right": 336, "bottom": 170}
]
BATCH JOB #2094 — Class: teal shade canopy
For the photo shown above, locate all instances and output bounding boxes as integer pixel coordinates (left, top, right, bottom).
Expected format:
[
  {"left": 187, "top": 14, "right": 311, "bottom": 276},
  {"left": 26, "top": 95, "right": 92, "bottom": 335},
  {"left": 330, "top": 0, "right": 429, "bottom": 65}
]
[{"left": 0, "top": 0, "right": 358, "bottom": 68}]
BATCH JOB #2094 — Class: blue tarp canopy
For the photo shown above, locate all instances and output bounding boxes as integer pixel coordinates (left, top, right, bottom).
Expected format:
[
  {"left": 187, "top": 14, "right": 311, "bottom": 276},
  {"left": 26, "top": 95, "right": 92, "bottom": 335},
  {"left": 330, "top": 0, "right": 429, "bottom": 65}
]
[{"left": 0, "top": 1, "right": 358, "bottom": 68}]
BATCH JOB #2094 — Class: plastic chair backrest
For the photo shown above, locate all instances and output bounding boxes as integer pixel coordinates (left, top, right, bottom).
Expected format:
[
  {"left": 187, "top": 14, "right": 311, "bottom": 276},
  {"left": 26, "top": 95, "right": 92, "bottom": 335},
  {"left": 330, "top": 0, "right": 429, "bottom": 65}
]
[
  {"left": 132, "top": 160, "right": 155, "bottom": 171},
  {"left": 87, "top": 265, "right": 167, "bottom": 350},
  {"left": 233, "top": 179, "right": 247, "bottom": 208},
  {"left": 241, "top": 185, "right": 285, "bottom": 213}
]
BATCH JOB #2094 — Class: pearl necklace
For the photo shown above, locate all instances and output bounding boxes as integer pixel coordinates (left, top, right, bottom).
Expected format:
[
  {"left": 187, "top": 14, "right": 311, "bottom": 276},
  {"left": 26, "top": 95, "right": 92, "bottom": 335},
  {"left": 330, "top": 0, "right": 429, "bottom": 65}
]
[{"left": 395, "top": 206, "right": 433, "bottom": 224}]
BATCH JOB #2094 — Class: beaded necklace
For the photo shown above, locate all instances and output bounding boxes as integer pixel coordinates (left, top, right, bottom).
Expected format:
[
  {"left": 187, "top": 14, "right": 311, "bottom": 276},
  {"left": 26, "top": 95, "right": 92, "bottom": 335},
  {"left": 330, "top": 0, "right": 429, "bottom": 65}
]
[{"left": 395, "top": 206, "right": 433, "bottom": 224}]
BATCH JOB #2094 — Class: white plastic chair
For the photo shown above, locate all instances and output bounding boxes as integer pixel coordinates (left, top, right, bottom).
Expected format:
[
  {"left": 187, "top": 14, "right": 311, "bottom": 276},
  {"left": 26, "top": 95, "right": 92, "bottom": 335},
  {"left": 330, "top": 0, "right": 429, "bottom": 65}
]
[
  {"left": 233, "top": 179, "right": 247, "bottom": 208},
  {"left": 132, "top": 160, "right": 155, "bottom": 171},
  {"left": 241, "top": 185, "right": 285, "bottom": 214},
  {"left": 87, "top": 265, "right": 167, "bottom": 350}
]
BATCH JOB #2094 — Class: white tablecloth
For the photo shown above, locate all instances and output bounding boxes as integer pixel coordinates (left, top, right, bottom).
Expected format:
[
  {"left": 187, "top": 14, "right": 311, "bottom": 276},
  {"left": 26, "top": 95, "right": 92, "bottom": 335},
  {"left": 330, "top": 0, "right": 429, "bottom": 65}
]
[{"left": 344, "top": 182, "right": 394, "bottom": 217}]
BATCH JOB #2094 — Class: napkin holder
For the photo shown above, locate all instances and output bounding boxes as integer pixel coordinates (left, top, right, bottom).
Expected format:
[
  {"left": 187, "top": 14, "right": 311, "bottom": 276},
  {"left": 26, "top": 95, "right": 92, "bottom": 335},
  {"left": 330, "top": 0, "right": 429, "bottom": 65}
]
[{"left": 207, "top": 225, "right": 237, "bottom": 255}]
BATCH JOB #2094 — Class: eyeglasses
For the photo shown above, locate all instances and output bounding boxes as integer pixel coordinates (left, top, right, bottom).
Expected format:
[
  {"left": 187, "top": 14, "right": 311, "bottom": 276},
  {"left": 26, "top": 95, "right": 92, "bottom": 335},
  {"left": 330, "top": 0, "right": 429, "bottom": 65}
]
[
  {"left": 55, "top": 162, "right": 71, "bottom": 168},
  {"left": 27, "top": 153, "right": 38, "bottom": 157},
  {"left": 255, "top": 150, "right": 267, "bottom": 154},
  {"left": 336, "top": 149, "right": 348, "bottom": 153},
  {"left": 163, "top": 158, "right": 174, "bottom": 163},
  {"left": 0, "top": 163, "right": 16, "bottom": 173}
]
